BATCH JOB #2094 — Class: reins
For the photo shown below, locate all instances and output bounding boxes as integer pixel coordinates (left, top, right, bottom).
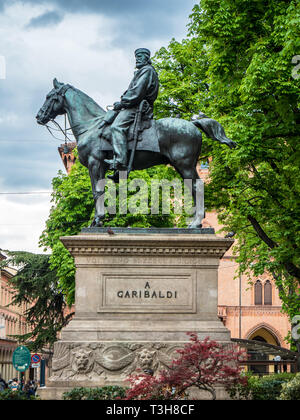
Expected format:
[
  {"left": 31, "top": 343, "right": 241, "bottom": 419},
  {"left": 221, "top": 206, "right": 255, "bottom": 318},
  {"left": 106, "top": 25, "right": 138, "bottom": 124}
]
[{"left": 45, "top": 119, "right": 74, "bottom": 143}]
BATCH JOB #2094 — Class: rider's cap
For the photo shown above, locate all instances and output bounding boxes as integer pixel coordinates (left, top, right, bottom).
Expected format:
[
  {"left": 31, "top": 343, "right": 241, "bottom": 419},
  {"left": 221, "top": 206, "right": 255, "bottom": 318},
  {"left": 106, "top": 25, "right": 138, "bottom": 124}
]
[{"left": 135, "top": 48, "right": 151, "bottom": 57}]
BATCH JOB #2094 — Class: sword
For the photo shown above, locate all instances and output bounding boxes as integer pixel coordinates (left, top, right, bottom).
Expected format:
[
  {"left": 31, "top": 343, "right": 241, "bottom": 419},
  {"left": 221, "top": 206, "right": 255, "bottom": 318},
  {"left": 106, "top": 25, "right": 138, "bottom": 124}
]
[
  {"left": 127, "top": 100, "right": 146, "bottom": 177},
  {"left": 127, "top": 100, "right": 147, "bottom": 176}
]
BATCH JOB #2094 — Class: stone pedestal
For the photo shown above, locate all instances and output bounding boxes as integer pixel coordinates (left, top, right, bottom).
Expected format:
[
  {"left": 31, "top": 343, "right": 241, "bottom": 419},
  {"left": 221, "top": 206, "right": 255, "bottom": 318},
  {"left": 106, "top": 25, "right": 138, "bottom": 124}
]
[{"left": 39, "top": 228, "right": 233, "bottom": 400}]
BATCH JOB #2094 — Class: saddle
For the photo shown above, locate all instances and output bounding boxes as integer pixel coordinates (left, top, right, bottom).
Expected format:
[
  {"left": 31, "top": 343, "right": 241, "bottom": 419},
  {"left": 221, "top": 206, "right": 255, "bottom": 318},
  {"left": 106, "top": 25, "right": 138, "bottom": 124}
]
[
  {"left": 98, "top": 105, "right": 160, "bottom": 153},
  {"left": 100, "top": 110, "right": 152, "bottom": 144},
  {"left": 98, "top": 119, "right": 159, "bottom": 153}
]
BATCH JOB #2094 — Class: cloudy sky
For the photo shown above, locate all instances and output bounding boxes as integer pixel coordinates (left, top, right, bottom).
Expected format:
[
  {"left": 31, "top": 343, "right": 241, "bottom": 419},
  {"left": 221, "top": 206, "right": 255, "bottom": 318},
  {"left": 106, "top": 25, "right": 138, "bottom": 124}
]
[{"left": 0, "top": 0, "right": 197, "bottom": 253}]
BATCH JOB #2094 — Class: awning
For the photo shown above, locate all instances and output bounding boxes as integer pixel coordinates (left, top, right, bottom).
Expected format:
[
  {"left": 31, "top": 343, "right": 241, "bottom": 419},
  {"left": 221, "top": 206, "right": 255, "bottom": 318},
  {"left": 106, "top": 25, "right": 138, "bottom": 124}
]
[{"left": 231, "top": 338, "right": 299, "bottom": 360}]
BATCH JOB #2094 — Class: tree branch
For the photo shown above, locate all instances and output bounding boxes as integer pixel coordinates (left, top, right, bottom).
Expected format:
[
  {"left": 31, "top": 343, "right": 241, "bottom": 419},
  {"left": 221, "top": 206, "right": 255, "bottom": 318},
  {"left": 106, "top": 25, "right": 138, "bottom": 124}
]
[
  {"left": 247, "top": 215, "right": 277, "bottom": 249},
  {"left": 248, "top": 215, "right": 300, "bottom": 280}
]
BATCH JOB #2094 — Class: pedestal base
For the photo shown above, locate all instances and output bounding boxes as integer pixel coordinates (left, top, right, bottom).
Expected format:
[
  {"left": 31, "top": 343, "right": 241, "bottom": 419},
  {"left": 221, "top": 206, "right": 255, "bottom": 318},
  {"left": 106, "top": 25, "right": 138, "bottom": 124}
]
[{"left": 40, "top": 229, "right": 233, "bottom": 400}]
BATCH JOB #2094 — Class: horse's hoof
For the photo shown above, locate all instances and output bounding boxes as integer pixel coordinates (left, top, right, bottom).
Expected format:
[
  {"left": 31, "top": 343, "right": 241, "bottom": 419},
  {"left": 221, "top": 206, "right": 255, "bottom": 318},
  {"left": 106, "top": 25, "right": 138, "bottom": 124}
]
[{"left": 188, "top": 221, "right": 203, "bottom": 229}]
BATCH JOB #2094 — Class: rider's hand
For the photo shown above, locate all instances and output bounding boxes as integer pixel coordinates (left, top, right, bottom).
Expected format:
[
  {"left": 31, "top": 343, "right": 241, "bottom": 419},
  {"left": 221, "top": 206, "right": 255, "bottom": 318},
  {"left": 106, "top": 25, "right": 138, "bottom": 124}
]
[{"left": 113, "top": 102, "right": 123, "bottom": 111}]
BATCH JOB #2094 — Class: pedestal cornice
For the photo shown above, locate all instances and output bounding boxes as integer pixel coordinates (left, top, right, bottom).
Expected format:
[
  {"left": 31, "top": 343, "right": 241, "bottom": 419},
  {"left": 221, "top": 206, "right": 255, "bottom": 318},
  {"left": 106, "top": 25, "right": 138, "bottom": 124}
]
[{"left": 60, "top": 232, "right": 233, "bottom": 259}]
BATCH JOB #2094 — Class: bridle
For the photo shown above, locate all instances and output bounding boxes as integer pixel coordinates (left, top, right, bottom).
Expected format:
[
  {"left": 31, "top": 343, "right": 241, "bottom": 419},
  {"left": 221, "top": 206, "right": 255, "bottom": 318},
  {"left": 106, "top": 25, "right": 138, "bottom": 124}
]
[{"left": 42, "top": 83, "right": 76, "bottom": 143}]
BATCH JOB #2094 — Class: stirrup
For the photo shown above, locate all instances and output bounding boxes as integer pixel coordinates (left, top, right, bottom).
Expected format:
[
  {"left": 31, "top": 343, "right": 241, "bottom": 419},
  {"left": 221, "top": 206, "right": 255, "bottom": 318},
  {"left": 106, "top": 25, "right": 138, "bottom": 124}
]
[
  {"left": 105, "top": 158, "right": 127, "bottom": 171},
  {"left": 104, "top": 158, "right": 117, "bottom": 170}
]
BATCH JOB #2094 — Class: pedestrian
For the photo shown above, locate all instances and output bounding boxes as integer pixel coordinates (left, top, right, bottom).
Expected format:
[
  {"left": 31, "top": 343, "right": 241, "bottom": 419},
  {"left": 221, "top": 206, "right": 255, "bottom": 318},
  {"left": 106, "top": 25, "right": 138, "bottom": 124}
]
[
  {"left": 22, "top": 380, "right": 37, "bottom": 399},
  {"left": 29, "top": 380, "right": 37, "bottom": 397},
  {"left": 23, "top": 380, "right": 30, "bottom": 398},
  {"left": 0, "top": 373, "right": 7, "bottom": 392},
  {"left": 9, "top": 377, "right": 19, "bottom": 392},
  {"left": 274, "top": 355, "right": 281, "bottom": 374},
  {"left": 23, "top": 380, "right": 35, "bottom": 398}
]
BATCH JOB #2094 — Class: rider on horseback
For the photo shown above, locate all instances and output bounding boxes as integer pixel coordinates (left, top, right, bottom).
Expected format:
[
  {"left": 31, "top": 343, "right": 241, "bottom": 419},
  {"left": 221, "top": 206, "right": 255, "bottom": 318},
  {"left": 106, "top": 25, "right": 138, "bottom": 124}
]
[
  {"left": 37, "top": 69, "right": 236, "bottom": 228},
  {"left": 102, "top": 48, "right": 159, "bottom": 173}
]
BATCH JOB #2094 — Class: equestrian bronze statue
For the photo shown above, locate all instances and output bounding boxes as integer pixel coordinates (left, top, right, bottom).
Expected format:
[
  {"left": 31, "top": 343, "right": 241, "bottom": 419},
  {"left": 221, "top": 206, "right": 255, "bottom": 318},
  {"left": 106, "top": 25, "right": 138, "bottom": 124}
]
[{"left": 36, "top": 48, "right": 236, "bottom": 228}]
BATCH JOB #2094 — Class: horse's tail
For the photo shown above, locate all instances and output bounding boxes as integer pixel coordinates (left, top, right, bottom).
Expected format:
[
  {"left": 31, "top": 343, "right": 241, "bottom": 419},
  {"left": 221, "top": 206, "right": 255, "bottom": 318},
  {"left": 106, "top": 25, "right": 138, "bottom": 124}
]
[{"left": 192, "top": 113, "right": 237, "bottom": 149}]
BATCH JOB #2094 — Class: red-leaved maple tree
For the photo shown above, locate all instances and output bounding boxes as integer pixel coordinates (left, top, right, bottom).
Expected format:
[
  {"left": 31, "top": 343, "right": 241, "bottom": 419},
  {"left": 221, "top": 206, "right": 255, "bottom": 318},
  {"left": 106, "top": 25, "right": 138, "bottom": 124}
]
[{"left": 125, "top": 333, "right": 247, "bottom": 400}]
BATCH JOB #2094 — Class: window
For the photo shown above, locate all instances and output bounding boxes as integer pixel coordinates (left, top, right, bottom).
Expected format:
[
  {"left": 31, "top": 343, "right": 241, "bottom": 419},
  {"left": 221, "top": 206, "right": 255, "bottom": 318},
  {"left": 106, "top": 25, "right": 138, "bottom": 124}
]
[
  {"left": 254, "top": 280, "right": 262, "bottom": 305},
  {"left": 264, "top": 280, "right": 272, "bottom": 305}
]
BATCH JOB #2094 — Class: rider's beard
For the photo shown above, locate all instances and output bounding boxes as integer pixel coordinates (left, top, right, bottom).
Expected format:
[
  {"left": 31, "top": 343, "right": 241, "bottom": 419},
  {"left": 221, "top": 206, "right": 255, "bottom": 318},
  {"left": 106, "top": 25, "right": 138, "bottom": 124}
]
[{"left": 136, "top": 59, "right": 148, "bottom": 69}]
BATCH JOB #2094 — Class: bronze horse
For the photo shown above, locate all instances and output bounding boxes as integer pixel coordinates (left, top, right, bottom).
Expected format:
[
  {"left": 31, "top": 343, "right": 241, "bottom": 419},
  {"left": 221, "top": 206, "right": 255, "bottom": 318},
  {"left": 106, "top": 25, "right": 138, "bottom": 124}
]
[{"left": 36, "top": 79, "right": 236, "bottom": 227}]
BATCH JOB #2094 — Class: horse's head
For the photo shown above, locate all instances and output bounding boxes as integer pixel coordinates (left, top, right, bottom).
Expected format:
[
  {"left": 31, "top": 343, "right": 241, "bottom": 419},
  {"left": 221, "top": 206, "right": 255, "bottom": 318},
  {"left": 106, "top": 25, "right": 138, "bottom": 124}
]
[{"left": 36, "top": 78, "right": 70, "bottom": 125}]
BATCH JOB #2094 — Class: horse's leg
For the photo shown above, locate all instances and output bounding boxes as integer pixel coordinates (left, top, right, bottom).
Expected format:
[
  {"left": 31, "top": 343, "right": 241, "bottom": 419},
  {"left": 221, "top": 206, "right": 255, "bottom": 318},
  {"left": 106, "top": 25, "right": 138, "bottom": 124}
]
[
  {"left": 175, "top": 164, "right": 205, "bottom": 228},
  {"left": 88, "top": 157, "right": 107, "bottom": 227}
]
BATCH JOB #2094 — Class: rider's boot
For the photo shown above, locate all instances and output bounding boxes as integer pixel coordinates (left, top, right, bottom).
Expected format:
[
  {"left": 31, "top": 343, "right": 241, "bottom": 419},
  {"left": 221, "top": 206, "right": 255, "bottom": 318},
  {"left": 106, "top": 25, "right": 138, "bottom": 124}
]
[{"left": 105, "top": 156, "right": 127, "bottom": 183}]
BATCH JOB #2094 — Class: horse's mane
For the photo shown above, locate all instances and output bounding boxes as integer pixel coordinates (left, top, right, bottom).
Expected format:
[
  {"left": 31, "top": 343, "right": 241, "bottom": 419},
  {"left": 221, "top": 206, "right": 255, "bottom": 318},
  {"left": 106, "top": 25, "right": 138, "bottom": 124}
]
[{"left": 70, "top": 86, "right": 106, "bottom": 118}]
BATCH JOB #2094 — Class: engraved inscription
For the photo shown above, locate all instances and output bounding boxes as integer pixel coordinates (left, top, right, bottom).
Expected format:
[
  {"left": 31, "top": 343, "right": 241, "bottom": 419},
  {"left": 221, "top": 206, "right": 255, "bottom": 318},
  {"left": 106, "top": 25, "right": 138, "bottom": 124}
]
[
  {"left": 117, "top": 281, "right": 178, "bottom": 300},
  {"left": 98, "top": 273, "right": 196, "bottom": 313}
]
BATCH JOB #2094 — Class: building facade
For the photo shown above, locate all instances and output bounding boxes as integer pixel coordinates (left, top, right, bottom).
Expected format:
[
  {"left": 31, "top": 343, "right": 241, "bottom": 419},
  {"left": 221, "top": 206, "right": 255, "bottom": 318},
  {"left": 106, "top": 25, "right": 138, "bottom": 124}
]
[
  {"left": 199, "top": 165, "right": 291, "bottom": 351},
  {"left": 0, "top": 251, "right": 31, "bottom": 381}
]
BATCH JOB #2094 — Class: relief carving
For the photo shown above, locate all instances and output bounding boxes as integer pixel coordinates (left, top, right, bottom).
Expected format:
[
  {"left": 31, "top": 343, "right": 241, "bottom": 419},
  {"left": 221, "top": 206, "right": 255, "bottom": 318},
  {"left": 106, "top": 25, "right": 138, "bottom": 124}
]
[
  {"left": 50, "top": 344, "right": 104, "bottom": 382},
  {"left": 49, "top": 342, "right": 181, "bottom": 383},
  {"left": 71, "top": 347, "right": 94, "bottom": 375},
  {"left": 96, "top": 345, "right": 135, "bottom": 372}
]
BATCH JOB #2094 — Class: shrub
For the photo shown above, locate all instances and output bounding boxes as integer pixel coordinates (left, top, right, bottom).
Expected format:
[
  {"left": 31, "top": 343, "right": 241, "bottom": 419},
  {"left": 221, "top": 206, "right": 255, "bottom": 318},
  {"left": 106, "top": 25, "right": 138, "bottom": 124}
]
[
  {"left": 62, "top": 386, "right": 127, "bottom": 400},
  {"left": 279, "top": 373, "right": 300, "bottom": 400},
  {"left": 0, "top": 389, "right": 39, "bottom": 400},
  {"left": 229, "top": 372, "right": 296, "bottom": 400},
  {"left": 227, "top": 372, "right": 254, "bottom": 400}
]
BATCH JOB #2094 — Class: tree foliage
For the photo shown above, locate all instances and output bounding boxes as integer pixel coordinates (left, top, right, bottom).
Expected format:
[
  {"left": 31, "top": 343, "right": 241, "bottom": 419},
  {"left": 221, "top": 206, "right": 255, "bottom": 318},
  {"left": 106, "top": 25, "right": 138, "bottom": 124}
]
[
  {"left": 124, "top": 333, "right": 246, "bottom": 400},
  {"left": 279, "top": 372, "right": 300, "bottom": 400},
  {"left": 0, "top": 251, "right": 74, "bottom": 351},
  {"left": 153, "top": 0, "right": 300, "bottom": 322},
  {"left": 229, "top": 372, "right": 296, "bottom": 400}
]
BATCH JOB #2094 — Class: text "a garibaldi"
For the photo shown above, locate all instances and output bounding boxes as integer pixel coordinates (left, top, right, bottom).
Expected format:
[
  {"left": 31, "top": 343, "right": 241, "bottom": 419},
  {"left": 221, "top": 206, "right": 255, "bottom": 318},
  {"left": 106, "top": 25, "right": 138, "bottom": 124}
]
[{"left": 117, "top": 282, "right": 178, "bottom": 299}]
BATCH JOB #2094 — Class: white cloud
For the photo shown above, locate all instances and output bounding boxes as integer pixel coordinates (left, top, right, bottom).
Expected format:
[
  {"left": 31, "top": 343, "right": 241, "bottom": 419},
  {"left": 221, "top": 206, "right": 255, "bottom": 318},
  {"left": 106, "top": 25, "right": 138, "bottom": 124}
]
[
  {"left": 0, "top": 3, "right": 130, "bottom": 102},
  {"left": 0, "top": 194, "right": 52, "bottom": 253}
]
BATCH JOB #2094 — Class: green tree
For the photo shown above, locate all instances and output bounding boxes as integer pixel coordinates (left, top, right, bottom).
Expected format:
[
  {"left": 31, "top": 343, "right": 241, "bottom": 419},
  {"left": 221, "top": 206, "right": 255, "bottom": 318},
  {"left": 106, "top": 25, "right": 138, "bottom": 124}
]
[
  {"left": 153, "top": 0, "right": 300, "bottom": 325},
  {"left": 0, "top": 252, "right": 74, "bottom": 351},
  {"left": 154, "top": 37, "right": 210, "bottom": 120}
]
